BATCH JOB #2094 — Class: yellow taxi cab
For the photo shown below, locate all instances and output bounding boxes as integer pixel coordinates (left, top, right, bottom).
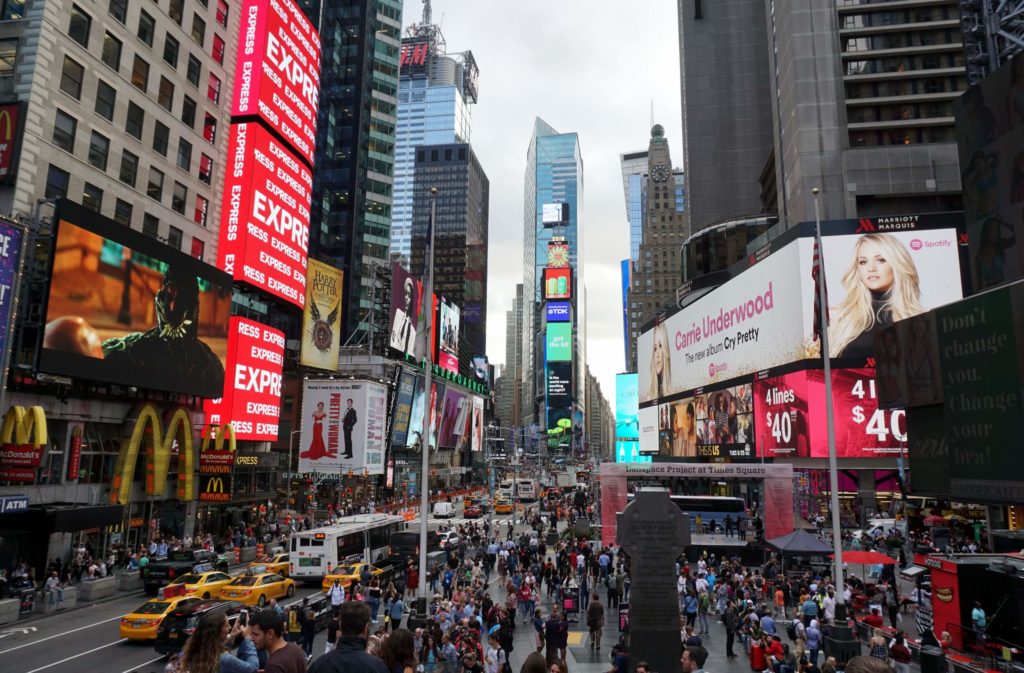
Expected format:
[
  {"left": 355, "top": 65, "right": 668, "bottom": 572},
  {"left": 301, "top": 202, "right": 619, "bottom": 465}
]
[
  {"left": 247, "top": 553, "right": 289, "bottom": 576},
  {"left": 119, "top": 595, "right": 202, "bottom": 640},
  {"left": 321, "top": 562, "right": 387, "bottom": 591},
  {"left": 218, "top": 571, "right": 295, "bottom": 607},
  {"left": 494, "top": 497, "right": 513, "bottom": 514},
  {"left": 165, "top": 570, "right": 235, "bottom": 599}
]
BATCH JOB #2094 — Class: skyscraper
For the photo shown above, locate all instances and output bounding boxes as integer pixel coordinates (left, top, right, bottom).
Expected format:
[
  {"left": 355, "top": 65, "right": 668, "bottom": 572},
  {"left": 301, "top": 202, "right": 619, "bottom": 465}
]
[
  {"left": 300, "top": 0, "right": 403, "bottom": 345},
  {"left": 521, "top": 117, "right": 584, "bottom": 433},
  {"left": 390, "top": 5, "right": 478, "bottom": 267},
  {"left": 620, "top": 150, "right": 648, "bottom": 261}
]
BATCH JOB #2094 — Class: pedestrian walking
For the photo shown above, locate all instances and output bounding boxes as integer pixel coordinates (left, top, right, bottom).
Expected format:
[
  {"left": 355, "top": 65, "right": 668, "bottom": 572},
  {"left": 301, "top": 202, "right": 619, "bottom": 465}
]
[{"left": 587, "top": 592, "right": 605, "bottom": 651}]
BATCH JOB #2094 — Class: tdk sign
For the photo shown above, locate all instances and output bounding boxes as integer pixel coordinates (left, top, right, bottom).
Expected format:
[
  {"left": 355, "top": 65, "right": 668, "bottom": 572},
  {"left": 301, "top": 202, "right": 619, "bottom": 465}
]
[{"left": 546, "top": 301, "right": 571, "bottom": 322}]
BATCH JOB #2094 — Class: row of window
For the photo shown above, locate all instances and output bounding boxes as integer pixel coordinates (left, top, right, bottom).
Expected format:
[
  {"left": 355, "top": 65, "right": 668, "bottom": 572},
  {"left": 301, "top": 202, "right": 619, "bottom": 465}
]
[
  {"left": 845, "top": 75, "right": 966, "bottom": 99},
  {"left": 840, "top": 7, "right": 955, "bottom": 29},
  {"left": 847, "top": 101, "right": 955, "bottom": 123},
  {"left": 842, "top": 29, "right": 961, "bottom": 53},
  {"left": 849, "top": 125, "right": 957, "bottom": 147},
  {"left": 845, "top": 52, "right": 966, "bottom": 76},
  {"left": 106, "top": 0, "right": 230, "bottom": 40}
]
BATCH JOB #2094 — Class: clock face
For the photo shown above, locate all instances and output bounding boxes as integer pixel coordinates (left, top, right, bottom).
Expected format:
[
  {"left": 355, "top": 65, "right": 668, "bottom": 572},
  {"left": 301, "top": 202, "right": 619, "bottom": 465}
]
[
  {"left": 652, "top": 164, "right": 670, "bottom": 182},
  {"left": 548, "top": 242, "right": 570, "bottom": 268}
]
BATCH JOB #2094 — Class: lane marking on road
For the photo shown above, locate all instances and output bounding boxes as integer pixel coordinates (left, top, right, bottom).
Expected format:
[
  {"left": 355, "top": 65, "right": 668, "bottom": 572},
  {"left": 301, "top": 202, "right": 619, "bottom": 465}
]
[
  {"left": 0, "top": 616, "right": 121, "bottom": 655},
  {"left": 22, "top": 638, "right": 126, "bottom": 673},
  {"left": 118, "top": 655, "right": 165, "bottom": 673}
]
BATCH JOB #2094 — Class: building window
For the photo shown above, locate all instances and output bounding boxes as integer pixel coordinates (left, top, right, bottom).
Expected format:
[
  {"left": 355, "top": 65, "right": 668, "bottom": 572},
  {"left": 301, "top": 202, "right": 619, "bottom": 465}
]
[
  {"left": 0, "top": 39, "right": 15, "bottom": 76},
  {"left": 125, "top": 102, "right": 144, "bottom": 139},
  {"left": 118, "top": 150, "right": 138, "bottom": 186},
  {"left": 181, "top": 95, "right": 196, "bottom": 126},
  {"left": 186, "top": 54, "right": 199, "bottom": 86},
  {"left": 60, "top": 56, "right": 84, "bottom": 99},
  {"left": 206, "top": 74, "right": 220, "bottom": 104},
  {"left": 198, "top": 153, "right": 212, "bottom": 184},
  {"left": 152, "top": 121, "right": 168, "bottom": 155},
  {"left": 167, "top": 225, "right": 182, "bottom": 250},
  {"left": 45, "top": 165, "right": 69, "bottom": 199},
  {"left": 0, "top": 0, "right": 23, "bottom": 21},
  {"left": 88, "top": 131, "right": 110, "bottom": 170},
  {"left": 212, "top": 34, "right": 225, "bottom": 65},
  {"left": 69, "top": 5, "right": 91, "bottom": 48},
  {"left": 142, "top": 213, "right": 158, "bottom": 237},
  {"left": 202, "top": 113, "right": 217, "bottom": 143},
  {"left": 163, "top": 34, "right": 179, "bottom": 67},
  {"left": 94, "top": 80, "right": 116, "bottom": 121},
  {"left": 176, "top": 138, "right": 192, "bottom": 170},
  {"left": 172, "top": 181, "right": 187, "bottom": 214},
  {"left": 158, "top": 76, "right": 174, "bottom": 110},
  {"left": 131, "top": 55, "right": 149, "bottom": 91},
  {"left": 191, "top": 14, "right": 206, "bottom": 46},
  {"left": 216, "top": 0, "right": 229, "bottom": 27},
  {"left": 101, "top": 32, "right": 121, "bottom": 70},
  {"left": 114, "top": 198, "right": 132, "bottom": 225},
  {"left": 52, "top": 110, "right": 76, "bottom": 152},
  {"left": 190, "top": 237, "right": 205, "bottom": 260},
  {"left": 137, "top": 10, "right": 155, "bottom": 47},
  {"left": 194, "top": 194, "right": 209, "bottom": 227},
  {"left": 108, "top": 0, "right": 127, "bottom": 24},
  {"left": 147, "top": 166, "right": 164, "bottom": 201},
  {"left": 169, "top": 0, "right": 184, "bottom": 25},
  {"left": 82, "top": 182, "right": 102, "bottom": 212}
]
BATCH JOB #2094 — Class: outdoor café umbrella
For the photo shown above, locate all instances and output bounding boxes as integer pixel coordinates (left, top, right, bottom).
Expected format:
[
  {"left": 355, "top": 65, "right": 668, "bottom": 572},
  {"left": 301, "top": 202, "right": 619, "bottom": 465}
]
[{"left": 832, "top": 550, "right": 896, "bottom": 584}]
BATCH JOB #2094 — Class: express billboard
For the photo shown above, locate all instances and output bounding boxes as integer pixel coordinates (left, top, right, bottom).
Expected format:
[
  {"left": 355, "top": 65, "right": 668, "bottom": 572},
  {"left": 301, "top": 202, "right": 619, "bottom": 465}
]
[
  {"left": 203, "top": 317, "right": 284, "bottom": 441},
  {"left": 545, "top": 301, "right": 571, "bottom": 322},
  {"left": 232, "top": 0, "right": 321, "bottom": 166},
  {"left": 389, "top": 262, "right": 420, "bottom": 358},
  {"left": 546, "top": 322, "right": 572, "bottom": 362},
  {"left": 217, "top": 122, "right": 312, "bottom": 308},
  {"left": 615, "top": 373, "right": 639, "bottom": 442},
  {"left": 41, "top": 201, "right": 231, "bottom": 398},
  {"left": 638, "top": 218, "right": 965, "bottom": 405},
  {"left": 544, "top": 268, "right": 571, "bottom": 299},
  {"left": 298, "top": 380, "right": 386, "bottom": 475},
  {"left": 438, "top": 298, "right": 460, "bottom": 374},
  {"left": 300, "top": 259, "right": 342, "bottom": 370}
]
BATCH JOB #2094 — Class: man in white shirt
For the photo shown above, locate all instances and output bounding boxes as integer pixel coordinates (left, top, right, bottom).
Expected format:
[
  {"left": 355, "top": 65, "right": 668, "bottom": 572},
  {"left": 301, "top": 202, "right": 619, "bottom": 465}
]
[
  {"left": 390, "top": 277, "right": 417, "bottom": 356},
  {"left": 822, "top": 591, "right": 836, "bottom": 625},
  {"left": 695, "top": 573, "right": 709, "bottom": 595},
  {"left": 328, "top": 579, "right": 346, "bottom": 608},
  {"left": 45, "top": 571, "right": 64, "bottom": 606}
]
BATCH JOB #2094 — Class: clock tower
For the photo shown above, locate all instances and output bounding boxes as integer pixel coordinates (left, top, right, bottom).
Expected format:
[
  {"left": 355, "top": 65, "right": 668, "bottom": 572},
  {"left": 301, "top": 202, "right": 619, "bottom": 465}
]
[{"left": 626, "top": 125, "right": 690, "bottom": 371}]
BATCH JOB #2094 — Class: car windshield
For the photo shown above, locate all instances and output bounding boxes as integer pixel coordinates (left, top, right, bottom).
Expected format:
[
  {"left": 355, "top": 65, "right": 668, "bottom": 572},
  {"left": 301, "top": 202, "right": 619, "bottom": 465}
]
[
  {"left": 133, "top": 601, "right": 171, "bottom": 614},
  {"left": 333, "top": 566, "right": 358, "bottom": 576},
  {"left": 170, "top": 574, "right": 201, "bottom": 585},
  {"left": 230, "top": 576, "right": 259, "bottom": 586}
]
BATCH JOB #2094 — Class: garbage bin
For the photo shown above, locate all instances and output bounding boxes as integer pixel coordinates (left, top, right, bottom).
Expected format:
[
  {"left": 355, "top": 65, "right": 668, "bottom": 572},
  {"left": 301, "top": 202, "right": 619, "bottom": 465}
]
[
  {"left": 18, "top": 588, "right": 35, "bottom": 617},
  {"left": 919, "top": 645, "right": 947, "bottom": 673}
]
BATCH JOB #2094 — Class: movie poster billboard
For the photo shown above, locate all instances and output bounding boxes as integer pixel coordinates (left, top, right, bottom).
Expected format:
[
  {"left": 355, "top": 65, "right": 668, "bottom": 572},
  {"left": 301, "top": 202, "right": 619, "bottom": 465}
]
[
  {"left": 299, "top": 380, "right": 386, "bottom": 475},
  {"left": 41, "top": 200, "right": 231, "bottom": 398},
  {"left": 300, "top": 259, "right": 342, "bottom": 370},
  {"left": 470, "top": 396, "right": 484, "bottom": 452},
  {"left": 0, "top": 219, "right": 23, "bottom": 360},
  {"left": 438, "top": 298, "right": 460, "bottom": 374},
  {"left": 390, "top": 371, "right": 418, "bottom": 448},
  {"left": 389, "top": 263, "right": 420, "bottom": 358}
]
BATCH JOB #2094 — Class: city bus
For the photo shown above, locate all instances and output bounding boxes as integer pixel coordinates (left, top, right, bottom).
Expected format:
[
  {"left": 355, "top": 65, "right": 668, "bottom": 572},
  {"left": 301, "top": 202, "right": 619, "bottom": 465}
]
[
  {"left": 289, "top": 513, "right": 406, "bottom": 583},
  {"left": 625, "top": 494, "right": 746, "bottom": 534},
  {"left": 498, "top": 478, "right": 539, "bottom": 502}
]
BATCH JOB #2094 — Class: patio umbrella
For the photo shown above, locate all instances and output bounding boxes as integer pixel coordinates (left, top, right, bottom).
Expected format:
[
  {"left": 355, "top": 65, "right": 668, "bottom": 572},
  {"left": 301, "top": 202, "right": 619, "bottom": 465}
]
[
  {"left": 923, "top": 514, "right": 948, "bottom": 526},
  {"left": 837, "top": 551, "right": 897, "bottom": 565}
]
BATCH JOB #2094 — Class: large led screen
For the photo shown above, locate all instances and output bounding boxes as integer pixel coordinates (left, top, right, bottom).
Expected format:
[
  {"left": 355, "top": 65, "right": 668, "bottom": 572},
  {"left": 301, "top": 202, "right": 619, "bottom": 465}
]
[
  {"left": 546, "top": 322, "right": 572, "bottom": 361},
  {"left": 437, "top": 387, "right": 469, "bottom": 449},
  {"left": 0, "top": 220, "right": 23, "bottom": 359},
  {"left": 615, "top": 373, "right": 639, "bottom": 442},
  {"left": 547, "top": 361, "right": 573, "bottom": 409},
  {"left": 389, "top": 262, "right": 420, "bottom": 358},
  {"left": 438, "top": 298, "right": 460, "bottom": 374},
  {"left": 648, "top": 383, "right": 754, "bottom": 459},
  {"left": 544, "top": 268, "right": 571, "bottom": 299},
  {"left": 546, "top": 301, "right": 570, "bottom": 322},
  {"left": 41, "top": 201, "right": 231, "bottom": 398},
  {"left": 232, "top": 0, "right": 321, "bottom": 166},
  {"left": 218, "top": 122, "right": 312, "bottom": 308},
  {"left": 390, "top": 371, "right": 418, "bottom": 447}
]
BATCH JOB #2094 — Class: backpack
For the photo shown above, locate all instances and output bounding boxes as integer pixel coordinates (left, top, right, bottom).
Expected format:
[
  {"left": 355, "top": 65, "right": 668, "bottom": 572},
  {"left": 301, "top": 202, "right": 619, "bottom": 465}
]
[{"left": 786, "top": 621, "right": 798, "bottom": 641}]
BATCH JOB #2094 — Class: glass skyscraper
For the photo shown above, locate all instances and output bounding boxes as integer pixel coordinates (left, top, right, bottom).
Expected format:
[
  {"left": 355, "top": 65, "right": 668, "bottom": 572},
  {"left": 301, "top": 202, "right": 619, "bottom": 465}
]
[{"left": 620, "top": 150, "right": 648, "bottom": 262}]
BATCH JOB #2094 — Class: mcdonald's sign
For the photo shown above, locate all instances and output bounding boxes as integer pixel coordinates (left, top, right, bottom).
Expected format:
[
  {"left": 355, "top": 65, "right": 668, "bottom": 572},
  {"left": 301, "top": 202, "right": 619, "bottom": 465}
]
[
  {"left": 0, "top": 103, "right": 21, "bottom": 183},
  {"left": 0, "top": 406, "right": 47, "bottom": 482},
  {"left": 199, "top": 474, "right": 232, "bottom": 502},
  {"left": 199, "top": 423, "right": 236, "bottom": 474},
  {"left": 110, "top": 404, "right": 196, "bottom": 505}
]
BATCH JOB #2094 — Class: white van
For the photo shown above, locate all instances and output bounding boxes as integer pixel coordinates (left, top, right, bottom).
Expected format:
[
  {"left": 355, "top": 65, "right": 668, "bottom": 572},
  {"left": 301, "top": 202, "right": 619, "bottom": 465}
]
[
  {"left": 432, "top": 501, "right": 455, "bottom": 518},
  {"left": 852, "top": 518, "right": 906, "bottom": 540}
]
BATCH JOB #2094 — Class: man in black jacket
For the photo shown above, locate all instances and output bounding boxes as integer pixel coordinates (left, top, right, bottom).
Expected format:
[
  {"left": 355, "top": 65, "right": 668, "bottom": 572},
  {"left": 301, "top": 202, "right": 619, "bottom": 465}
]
[
  {"left": 724, "top": 599, "right": 739, "bottom": 658},
  {"left": 308, "top": 602, "right": 390, "bottom": 673},
  {"left": 342, "top": 399, "right": 358, "bottom": 459}
]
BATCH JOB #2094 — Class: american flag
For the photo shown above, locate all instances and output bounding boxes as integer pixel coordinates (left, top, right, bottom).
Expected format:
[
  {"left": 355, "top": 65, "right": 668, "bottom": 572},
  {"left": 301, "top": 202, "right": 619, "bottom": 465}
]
[{"left": 812, "top": 238, "right": 829, "bottom": 341}]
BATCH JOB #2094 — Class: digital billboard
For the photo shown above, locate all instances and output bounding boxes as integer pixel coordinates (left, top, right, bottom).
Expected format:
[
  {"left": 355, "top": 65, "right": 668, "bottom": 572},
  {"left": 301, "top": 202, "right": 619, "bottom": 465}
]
[
  {"left": 547, "top": 241, "right": 570, "bottom": 267},
  {"left": 648, "top": 382, "right": 754, "bottom": 459},
  {"left": 203, "top": 317, "right": 284, "bottom": 441},
  {"left": 470, "top": 396, "right": 484, "bottom": 452},
  {"left": 544, "top": 267, "right": 571, "bottom": 299},
  {"left": 546, "top": 322, "right": 572, "bottom": 362},
  {"left": 0, "top": 102, "right": 21, "bottom": 183},
  {"left": 545, "top": 301, "right": 571, "bottom": 322},
  {"left": 405, "top": 373, "right": 426, "bottom": 450},
  {"left": 438, "top": 387, "right": 470, "bottom": 449},
  {"left": 615, "top": 373, "right": 639, "bottom": 442},
  {"left": 547, "top": 361, "right": 573, "bottom": 409},
  {"left": 638, "top": 218, "right": 965, "bottom": 405},
  {"left": 232, "top": 0, "right": 321, "bottom": 166},
  {"left": 299, "top": 380, "right": 386, "bottom": 475},
  {"left": 389, "top": 262, "right": 420, "bottom": 358},
  {"left": 41, "top": 201, "right": 231, "bottom": 398},
  {"left": 0, "top": 220, "right": 23, "bottom": 360},
  {"left": 438, "top": 298, "right": 460, "bottom": 374},
  {"left": 389, "top": 370, "right": 418, "bottom": 448},
  {"left": 217, "top": 121, "right": 312, "bottom": 308},
  {"left": 300, "top": 259, "right": 342, "bottom": 370},
  {"left": 542, "top": 202, "right": 568, "bottom": 226}
]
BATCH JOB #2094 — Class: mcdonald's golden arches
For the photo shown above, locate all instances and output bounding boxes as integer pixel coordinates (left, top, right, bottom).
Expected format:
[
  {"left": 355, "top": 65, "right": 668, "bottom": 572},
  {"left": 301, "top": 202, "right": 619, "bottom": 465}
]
[{"left": 110, "top": 404, "right": 196, "bottom": 505}]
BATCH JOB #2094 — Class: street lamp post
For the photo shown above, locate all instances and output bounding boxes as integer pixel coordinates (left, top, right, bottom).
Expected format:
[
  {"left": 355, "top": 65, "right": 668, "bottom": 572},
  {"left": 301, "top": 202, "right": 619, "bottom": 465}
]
[{"left": 416, "top": 189, "right": 437, "bottom": 603}]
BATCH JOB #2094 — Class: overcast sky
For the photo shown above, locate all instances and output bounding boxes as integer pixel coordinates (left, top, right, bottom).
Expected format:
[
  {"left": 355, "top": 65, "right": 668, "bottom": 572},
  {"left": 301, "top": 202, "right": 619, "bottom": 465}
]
[{"left": 400, "top": 0, "right": 684, "bottom": 406}]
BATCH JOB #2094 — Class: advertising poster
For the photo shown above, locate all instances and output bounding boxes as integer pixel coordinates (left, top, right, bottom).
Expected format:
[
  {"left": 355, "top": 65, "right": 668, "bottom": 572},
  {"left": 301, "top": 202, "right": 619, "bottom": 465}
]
[
  {"left": 217, "top": 122, "right": 313, "bottom": 308},
  {"left": 300, "top": 259, "right": 342, "bottom": 370},
  {"left": 389, "top": 262, "right": 420, "bottom": 358},
  {"left": 546, "top": 322, "right": 572, "bottom": 361},
  {"left": 41, "top": 202, "right": 231, "bottom": 398},
  {"left": 437, "top": 387, "right": 469, "bottom": 449},
  {"left": 405, "top": 374, "right": 427, "bottom": 450},
  {"left": 428, "top": 381, "right": 444, "bottom": 451},
  {"left": 753, "top": 371, "right": 812, "bottom": 458},
  {"left": 547, "top": 240, "right": 570, "bottom": 267},
  {"left": 299, "top": 380, "right": 385, "bottom": 475},
  {"left": 542, "top": 203, "right": 567, "bottom": 225},
  {"left": 470, "top": 396, "right": 484, "bottom": 452},
  {"left": 204, "top": 317, "right": 285, "bottom": 441},
  {"left": 638, "top": 405, "right": 658, "bottom": 455},
  {"left": 546, "top": 301, "right": 571, "bottom": 322},
  {"left": 0, "top": 219, "right": 23, "bottom": 359},
  {"left": 438, "top": 298, "right": 460, "bottom": 374},
  {"left": 648, "top": 383, "right": 754, "bottom": 458},
  {"left": 544, "top": 268, "right": 571, "bottom": 299},
  {"left": 231, "top": 0, "right": 322, "bottom": 166},
  {"left": 615, "top": 373, "right": 639, "bottom": 441},
  {"left": 547, "top": 362, "right": 573, "bottom": 409},
  {"left": 0, "top": 102, "right": 21, "bottom": 182},
  {"left": 390, "top": 371, "right": 417, "bottom": 448}
]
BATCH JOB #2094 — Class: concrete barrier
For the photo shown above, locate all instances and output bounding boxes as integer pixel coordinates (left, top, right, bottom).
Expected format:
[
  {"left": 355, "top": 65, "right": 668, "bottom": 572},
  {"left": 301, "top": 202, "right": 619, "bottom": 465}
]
[
  {"left": 118, "top": 573, "right": 143, "bottom": 592},
  {"left": 0, "top": 598, "right": 19, "bottom": 625},
  {"left": 77, "top": 576, "right": 117, "bottom": 602},
  {"left": 239, "top": 546, "right": 257, "bottom": 563}
]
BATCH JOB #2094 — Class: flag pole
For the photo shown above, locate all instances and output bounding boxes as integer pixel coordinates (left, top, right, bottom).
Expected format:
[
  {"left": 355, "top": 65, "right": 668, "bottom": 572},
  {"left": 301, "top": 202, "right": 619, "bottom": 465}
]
[
  {"left": 418, "top": 187, "right": 437, "bottom": 602},
  {"left": 813, "top": 187, "right": 846, "bottom": 617}
]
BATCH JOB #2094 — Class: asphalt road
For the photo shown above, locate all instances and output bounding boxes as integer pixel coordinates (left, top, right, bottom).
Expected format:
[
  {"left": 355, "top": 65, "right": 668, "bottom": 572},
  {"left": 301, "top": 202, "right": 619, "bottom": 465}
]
[{"left": 0, "top": 509, "right": 520, "bottom": 673}]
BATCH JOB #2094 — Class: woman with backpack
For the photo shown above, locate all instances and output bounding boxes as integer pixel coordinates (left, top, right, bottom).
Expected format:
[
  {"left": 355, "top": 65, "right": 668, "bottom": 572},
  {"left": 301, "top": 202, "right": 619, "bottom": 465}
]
[{"left": 889, "top": 632, "right": 912, "bottom": 673}]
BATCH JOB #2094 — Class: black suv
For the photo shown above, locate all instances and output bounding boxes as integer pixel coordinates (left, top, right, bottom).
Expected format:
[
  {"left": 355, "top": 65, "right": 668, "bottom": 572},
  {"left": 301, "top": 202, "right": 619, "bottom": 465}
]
[{"left": 154, "top": 599, "right": 245, "bottom": 655}]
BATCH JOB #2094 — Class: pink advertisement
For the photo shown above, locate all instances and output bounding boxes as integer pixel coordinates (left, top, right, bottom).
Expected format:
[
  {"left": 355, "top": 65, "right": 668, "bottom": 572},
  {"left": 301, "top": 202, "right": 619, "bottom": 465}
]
[{"left": 754, "top": 368, "right": 907, "bottom": 458}]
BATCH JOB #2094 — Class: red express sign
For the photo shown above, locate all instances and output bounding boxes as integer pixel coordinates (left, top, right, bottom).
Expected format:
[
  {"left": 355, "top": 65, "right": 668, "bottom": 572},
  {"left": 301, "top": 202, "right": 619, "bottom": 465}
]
[
  {"left": 204, "top": 317, "right": 284, "bottom": 441},
  {"left": 218, "top": 122, "right": 312, "bottom": 307},
  {"left": 233, "top": 0, "right": 321, "bottom": 166}
]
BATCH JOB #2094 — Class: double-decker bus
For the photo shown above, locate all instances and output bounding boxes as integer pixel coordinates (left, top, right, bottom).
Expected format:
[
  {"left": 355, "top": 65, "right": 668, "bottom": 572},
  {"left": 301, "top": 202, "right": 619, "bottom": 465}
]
[{"left": 289, "top": 514, "right": 405, "bottom": 583}]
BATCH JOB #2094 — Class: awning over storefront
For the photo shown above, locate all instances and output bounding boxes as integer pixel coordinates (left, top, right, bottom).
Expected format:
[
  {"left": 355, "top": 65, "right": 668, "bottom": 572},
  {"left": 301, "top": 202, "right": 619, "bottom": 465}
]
[{"left": 0, "top": 503, "right": 124, "bottom": 531}]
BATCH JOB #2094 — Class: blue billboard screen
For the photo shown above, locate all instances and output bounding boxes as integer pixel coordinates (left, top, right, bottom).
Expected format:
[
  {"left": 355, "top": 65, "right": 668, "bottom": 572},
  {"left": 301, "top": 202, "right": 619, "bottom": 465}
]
[
  {"left": 546, "top": 301, "right": 571, "bottom": 322},
  {"left": 616, "top": 373, "right": 639, "bottom": 441}
]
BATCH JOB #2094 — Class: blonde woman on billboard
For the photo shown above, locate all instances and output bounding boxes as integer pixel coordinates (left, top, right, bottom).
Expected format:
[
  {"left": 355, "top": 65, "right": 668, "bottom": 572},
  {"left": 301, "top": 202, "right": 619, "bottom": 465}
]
[
  {"left": 646, "top": 322, "right": 675, "bottom": 401},
  {"left": 828, "top": 233, "right": 925, "bottom": 358}
]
